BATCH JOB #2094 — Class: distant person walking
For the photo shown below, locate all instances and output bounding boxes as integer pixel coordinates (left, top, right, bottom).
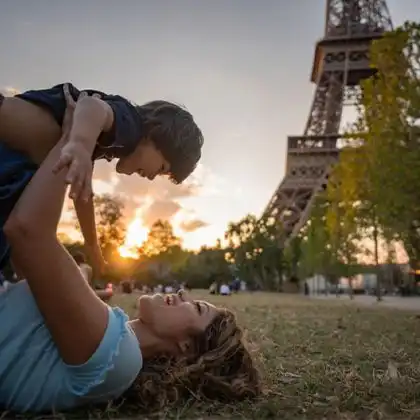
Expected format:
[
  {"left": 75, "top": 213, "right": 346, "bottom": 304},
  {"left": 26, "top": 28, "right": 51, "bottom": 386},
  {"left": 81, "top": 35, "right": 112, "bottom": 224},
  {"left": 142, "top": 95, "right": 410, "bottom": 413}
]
[{"left": 304, "top": 281, "right": 310, "bottom": 296}]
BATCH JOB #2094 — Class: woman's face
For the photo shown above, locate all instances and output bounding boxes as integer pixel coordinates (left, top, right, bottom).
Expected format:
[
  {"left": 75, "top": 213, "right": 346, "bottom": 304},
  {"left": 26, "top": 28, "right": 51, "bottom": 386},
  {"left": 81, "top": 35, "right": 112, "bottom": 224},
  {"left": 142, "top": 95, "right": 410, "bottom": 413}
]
[{"left": 137, "top": 291, "right": 218, "bottom": 350}]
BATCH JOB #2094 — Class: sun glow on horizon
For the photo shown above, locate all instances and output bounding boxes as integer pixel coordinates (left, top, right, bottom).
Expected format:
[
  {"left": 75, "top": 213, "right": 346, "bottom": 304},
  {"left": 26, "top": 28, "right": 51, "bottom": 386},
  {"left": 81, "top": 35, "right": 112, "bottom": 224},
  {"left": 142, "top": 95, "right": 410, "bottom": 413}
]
[{"left": 119, "top": 218, "right": 149, "bottom": 259}]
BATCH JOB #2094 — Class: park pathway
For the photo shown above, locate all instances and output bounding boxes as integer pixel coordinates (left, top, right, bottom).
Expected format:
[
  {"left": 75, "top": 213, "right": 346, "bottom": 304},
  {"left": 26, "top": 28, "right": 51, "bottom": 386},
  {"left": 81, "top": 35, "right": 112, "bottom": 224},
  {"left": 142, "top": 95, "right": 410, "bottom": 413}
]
[{"left": 312, "top": 294, "right": 420, "bottom": 312}]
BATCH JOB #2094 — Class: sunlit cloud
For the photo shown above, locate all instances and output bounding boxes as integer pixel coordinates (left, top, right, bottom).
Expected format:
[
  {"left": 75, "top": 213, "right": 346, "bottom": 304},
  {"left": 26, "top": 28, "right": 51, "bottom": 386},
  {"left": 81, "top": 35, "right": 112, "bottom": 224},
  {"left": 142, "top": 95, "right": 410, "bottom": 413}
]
[
  {"left": 60, "top": 155, "right": 233, "bottom": 250},
  {"left": 0, "top": 86, "right": 21, "bottom": 96},
  {"left": 186, "top": 163, "right": 225, "bottom": 197},
  {"left": 142, "top": 200, "right": 181, "bottom": 227},
  {"left": 179, "top": 219, "right": 209, "bottom": 232},
  {"left": 92, "top": 179, "right": 115, "bottom": 195}
]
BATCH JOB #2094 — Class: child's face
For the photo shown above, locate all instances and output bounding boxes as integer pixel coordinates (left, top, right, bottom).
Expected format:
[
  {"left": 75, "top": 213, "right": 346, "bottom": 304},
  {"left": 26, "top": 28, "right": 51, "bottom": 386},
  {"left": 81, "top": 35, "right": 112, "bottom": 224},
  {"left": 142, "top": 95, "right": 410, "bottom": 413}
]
[{"left": 115, "top": 139, "right": 170, "bottom": 181}]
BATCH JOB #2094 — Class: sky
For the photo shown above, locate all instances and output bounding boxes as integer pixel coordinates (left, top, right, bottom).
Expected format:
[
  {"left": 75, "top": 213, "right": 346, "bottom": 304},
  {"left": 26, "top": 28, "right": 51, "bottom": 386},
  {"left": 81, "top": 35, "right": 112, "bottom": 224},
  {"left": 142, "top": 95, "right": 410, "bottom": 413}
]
[{"left": 0, "top": 0, "right": 419, "bottom": 252}]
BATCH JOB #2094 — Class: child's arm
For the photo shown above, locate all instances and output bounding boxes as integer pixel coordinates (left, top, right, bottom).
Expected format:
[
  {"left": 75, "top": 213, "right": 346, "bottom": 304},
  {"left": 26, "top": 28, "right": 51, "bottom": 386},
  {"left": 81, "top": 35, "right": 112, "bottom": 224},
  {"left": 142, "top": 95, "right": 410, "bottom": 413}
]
[
  {"left": 59, "top": 90, "right": 106, "bottom": 275},
  {"left": 66, "top": 94, "right": 114, "bottom": 156},
  {"left": 53, "top": 84, "right": 114, "bottom": 201},
  {"left": 74, "top": 195, "right": 105, "bottom": 276}
]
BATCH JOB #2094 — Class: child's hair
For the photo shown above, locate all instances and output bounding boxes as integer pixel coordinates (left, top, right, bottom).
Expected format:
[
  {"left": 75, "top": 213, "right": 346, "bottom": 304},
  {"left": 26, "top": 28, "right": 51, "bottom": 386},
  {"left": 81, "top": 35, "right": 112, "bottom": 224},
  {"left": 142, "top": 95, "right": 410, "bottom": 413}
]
[{"left": 136, "top": 101, "right": 204, "bottom": 184}]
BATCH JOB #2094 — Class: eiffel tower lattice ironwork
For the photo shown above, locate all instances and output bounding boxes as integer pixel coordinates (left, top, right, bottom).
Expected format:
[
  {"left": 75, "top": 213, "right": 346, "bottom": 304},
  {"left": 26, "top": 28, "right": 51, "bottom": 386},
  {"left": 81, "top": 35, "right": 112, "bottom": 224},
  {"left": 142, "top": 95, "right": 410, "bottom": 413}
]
[{"left": 263, "top": 0, "right": 393, "bottom": 245}]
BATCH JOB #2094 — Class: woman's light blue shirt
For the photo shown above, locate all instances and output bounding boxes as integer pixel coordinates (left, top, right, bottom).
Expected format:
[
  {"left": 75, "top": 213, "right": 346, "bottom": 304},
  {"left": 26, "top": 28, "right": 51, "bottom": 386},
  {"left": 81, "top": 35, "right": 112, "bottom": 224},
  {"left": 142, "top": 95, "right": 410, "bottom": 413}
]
[{"left": 0, "top": 280, "right": 142, "bottom": 413}]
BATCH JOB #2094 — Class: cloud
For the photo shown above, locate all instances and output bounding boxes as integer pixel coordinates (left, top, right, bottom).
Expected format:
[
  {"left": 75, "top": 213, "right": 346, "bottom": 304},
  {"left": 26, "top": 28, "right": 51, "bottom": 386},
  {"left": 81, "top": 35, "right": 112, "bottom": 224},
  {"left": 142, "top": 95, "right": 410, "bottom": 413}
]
[
  {"left": 93, "top": 163, "right": 217, "bottom": 227},
  {"left": 187, "top": 163, "right": 225, "bottom": 196},
  {"left": 113, "top": 175, "right": 193, "bottom": 225},
  {"left": 114, "top": 173, "right": 199, "bottom": 202},
  {"left": 142, "top": 199, "right": 182, "bottom": 227},
  {"left": 179, "top": 218, "right": 209, "bottom": 232},
  {"left": 0, "top": 86, "right": 21, "bottom": 96},
  {"left": 93, "top": 161, "right": 117, "bottom": 184},
  {"left": 61, "top": 160, "right": 225, "bottom": 246}
]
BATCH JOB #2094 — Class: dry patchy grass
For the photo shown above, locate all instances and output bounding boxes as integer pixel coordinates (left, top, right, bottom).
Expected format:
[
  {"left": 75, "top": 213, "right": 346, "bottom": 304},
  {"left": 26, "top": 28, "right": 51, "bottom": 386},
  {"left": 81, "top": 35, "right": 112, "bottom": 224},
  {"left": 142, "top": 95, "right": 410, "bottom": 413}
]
[{"left": 6, "top": 292, "right": 420, "bottom": 419}]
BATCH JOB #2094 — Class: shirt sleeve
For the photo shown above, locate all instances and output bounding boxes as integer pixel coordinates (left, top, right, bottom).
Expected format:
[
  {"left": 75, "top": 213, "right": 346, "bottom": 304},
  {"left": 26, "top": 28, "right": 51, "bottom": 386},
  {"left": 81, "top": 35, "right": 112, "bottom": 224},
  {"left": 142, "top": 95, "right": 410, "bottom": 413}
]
[
  {"left": 92, "top": 95, "right": 143, "bottom": 162},
  {"left": 16, "top": 84, "right": 73, "bottom": 126},
  {"left": 16, "top": 83, "right": 143, "bottom": 162},
  {"left": 63, "top": 306, "right": 143, "bottom": 400}
]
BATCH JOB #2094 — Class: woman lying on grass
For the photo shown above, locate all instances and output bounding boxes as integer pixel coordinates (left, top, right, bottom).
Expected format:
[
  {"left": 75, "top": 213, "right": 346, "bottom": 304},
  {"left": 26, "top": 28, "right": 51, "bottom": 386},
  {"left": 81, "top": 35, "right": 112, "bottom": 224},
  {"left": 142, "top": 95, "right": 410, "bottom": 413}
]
[{"left": 0, "top": 93, "right": 260, "bottom": 414}]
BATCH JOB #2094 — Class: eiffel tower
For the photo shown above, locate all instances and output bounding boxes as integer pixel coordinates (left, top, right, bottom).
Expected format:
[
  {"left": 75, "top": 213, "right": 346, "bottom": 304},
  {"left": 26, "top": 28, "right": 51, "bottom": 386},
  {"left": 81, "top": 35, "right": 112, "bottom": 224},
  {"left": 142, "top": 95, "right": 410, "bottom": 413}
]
[{"left": 263, "top": 0, "right": 393, "bottom": 245}]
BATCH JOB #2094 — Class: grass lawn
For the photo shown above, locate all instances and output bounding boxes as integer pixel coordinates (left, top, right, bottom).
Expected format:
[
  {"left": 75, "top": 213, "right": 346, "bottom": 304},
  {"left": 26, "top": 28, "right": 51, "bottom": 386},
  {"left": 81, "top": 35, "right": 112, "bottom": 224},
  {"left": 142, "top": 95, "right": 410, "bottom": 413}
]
[{"left": 6, "top": 291, "right": 420, "bottom": 419}]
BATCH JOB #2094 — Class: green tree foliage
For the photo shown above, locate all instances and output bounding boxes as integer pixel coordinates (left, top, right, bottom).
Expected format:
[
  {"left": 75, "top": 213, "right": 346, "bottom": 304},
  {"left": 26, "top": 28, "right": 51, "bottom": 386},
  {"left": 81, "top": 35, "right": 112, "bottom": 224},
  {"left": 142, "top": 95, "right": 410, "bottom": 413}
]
[
  {"left": 93, "top": 194, "right": 126, "bottom": 262},
  {"left": 225, "top": 214, "right": 284, "bottom": 290},
  {"left": 331, "top": 21, "right": 420, "bottom": 268},
  {"left": 298, "top": 196, "right": 333, "bottom": 279},
  {"left": 283, "top": 236, "right": 302, "bottom": 280},
  {"left": 178, "top": 240, "right": 231, "bottom": 289},
  {"left": 70, "top": 193, "right": 126, "bottom": 280},
  {"left": 136, "top": 220, "right": 189, "bottom": 282},
  {"left": 284, "top": 192, "right": 360, "bottom": 294},
  {"left": 140, "top": 220, "right": 181, "bottom": 258}
]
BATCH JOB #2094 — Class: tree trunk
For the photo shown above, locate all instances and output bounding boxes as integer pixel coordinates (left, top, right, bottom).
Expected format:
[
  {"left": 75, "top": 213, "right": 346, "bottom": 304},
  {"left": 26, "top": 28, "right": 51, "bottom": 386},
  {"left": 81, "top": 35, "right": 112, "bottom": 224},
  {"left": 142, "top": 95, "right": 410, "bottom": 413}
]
[
  {"left": 348, "top": 276, "right": 354, "bottom": 300},
  {"left": 373, "top": 222, "right": 382, "bottom": 301}
]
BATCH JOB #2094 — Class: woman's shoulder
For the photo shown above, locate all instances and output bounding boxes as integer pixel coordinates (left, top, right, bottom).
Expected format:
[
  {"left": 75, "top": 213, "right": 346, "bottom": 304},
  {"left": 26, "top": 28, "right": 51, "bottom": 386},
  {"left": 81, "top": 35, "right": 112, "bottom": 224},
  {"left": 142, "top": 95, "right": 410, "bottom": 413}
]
[{"left": 63, "top": 305, "right": 143, "bottom": 402}]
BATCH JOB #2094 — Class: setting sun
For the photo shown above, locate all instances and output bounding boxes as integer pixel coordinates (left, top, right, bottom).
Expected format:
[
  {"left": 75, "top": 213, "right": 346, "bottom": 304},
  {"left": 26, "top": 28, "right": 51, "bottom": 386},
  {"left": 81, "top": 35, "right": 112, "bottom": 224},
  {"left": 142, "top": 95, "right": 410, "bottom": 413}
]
[{"left": 119, "top": 218, "right": 149, "bottom": 258}]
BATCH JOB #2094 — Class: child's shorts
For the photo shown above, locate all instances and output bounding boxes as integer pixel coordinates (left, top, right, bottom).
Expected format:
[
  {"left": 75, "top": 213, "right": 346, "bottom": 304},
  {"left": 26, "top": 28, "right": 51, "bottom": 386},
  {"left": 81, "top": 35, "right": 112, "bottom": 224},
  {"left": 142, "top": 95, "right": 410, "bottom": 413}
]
[
  {"left": 0, "top": 142, "right": 37, "bottom": 268},
  {"left": 0, "top": 93, "right": 38, "bottom": 268}
]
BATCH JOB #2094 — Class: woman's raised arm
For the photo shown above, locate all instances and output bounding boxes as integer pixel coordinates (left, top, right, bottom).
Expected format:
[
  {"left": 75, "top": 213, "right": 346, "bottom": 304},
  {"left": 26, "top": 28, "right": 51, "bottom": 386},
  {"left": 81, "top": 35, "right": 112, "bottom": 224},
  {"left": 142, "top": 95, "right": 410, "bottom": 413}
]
[{"left": 3, "top": 95, "right": 109, "bottom": 366}]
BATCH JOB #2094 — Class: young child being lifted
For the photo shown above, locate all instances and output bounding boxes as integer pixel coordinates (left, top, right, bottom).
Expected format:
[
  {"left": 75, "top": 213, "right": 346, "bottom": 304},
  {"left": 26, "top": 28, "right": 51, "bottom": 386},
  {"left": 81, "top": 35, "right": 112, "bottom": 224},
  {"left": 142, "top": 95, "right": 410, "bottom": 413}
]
[{"left": 0, "top": 83, "right": 203, "bottom": 275}]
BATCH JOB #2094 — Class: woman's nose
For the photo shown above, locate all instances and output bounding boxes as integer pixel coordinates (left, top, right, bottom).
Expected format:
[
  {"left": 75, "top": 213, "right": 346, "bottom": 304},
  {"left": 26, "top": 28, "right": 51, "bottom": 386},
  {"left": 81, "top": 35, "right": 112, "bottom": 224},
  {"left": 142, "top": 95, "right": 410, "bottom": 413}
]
[{"left": 177, "top": 289, "right": 190, "bottom": 302}]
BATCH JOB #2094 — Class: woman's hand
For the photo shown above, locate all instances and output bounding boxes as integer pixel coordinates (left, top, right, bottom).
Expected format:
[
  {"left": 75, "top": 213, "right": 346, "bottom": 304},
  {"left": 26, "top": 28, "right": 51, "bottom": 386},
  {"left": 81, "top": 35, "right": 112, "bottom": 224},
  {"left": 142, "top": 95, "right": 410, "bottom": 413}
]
[{"left": 53, "top": 84, "right": 101, "bottom": 201}]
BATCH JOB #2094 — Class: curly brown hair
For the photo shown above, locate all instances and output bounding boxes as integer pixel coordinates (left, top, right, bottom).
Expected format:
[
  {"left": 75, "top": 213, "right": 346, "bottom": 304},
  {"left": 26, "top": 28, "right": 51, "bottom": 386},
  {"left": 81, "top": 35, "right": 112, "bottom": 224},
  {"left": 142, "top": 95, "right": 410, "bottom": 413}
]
[
  {"left": 136, "top": 101, "right": 203, "bottom": 185},
  {"left": 122, "top": 308, "right": 260, "bottom": 412}
]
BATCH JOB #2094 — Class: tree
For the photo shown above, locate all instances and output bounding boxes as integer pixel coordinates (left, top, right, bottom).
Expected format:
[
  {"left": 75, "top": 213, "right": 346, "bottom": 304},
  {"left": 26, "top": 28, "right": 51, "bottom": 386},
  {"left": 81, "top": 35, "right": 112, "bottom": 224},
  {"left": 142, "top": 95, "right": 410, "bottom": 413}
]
[
  {"left": 357, "top": 22, "right": 420, "bottom": 270},
  {"left": 330, "top": 21, "right": 420, "bottom": 277},
  {"left": 225, "top": 214, "right": 285, "bottom": 290},
  {"left": 298, "top": 197, "right": 330, "bottom": 280},
  {"left": 94, "top": 194, "right": 126, "bottom": 261},
  {"left": 137, "top": 220, "right": 187, "bottom": 281},
  {"left": 73, "top": 193, "right": 126, "bottom": 263},
  {"left": 178, "top": 241, "right": 231, "bottom": 289},
  {"left": 140, "top": 220, "right": 181, "bottom": 258},
  {"left": 325, "top": 189, "right": 362, "bottom": 297},
  {"left": 283, "top": 236, "right": 302, "bottom": 281}
]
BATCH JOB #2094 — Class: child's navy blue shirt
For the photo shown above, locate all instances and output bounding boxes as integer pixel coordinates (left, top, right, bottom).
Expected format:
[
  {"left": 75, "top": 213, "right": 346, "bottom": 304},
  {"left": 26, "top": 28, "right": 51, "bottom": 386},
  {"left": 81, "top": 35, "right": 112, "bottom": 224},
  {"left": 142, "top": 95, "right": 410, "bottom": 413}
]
[{"left": 16, "top": 83, "right": 143, "bottom": 162}]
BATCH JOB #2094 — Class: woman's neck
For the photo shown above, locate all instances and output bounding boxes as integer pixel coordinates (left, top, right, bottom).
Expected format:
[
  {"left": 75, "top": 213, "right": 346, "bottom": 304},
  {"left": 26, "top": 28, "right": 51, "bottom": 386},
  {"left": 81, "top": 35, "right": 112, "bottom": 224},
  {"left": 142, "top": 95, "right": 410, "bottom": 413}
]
[{"left": 128, "top": 319, "right": 163, "bottom": 359}]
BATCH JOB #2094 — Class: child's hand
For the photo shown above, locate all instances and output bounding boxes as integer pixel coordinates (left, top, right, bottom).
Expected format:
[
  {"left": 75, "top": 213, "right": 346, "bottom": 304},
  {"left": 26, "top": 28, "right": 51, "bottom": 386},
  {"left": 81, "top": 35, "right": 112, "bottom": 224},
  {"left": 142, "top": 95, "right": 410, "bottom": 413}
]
[
  {"left": 58, "top": 142, "right": 93, "bottom": 200},
  {"left": 53, "top": 84, "right": 100, "bottom": 201}
]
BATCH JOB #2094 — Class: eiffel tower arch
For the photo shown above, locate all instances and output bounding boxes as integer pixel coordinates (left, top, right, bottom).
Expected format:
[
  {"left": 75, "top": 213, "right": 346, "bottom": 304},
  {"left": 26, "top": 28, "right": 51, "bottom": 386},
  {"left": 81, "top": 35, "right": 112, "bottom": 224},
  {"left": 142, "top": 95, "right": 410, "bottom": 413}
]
[{"left": 263, "top": 0, "right": 393, "bottom": 246}]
